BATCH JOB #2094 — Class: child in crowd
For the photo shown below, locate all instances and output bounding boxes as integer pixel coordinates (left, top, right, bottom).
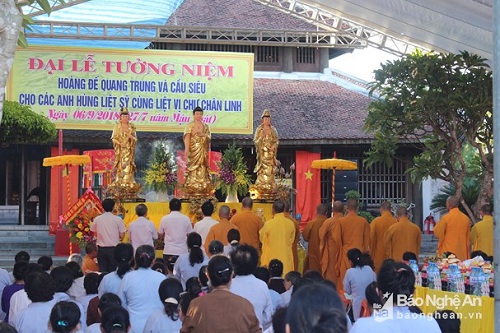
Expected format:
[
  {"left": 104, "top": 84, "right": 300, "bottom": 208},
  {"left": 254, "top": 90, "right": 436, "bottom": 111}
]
[{"left": 268, "top": 259, "right": 285, "bottom": 294}]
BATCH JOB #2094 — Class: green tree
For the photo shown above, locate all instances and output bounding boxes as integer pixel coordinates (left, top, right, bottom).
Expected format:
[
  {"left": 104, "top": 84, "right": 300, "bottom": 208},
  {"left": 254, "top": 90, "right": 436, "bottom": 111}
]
[
  {"left": 364, "top": 50, "right": 492, "bottom": 221},
  {"left": 0, "top": 100, "right": 56, "bottom": 143},
  {"left": 0, "top": 0, "right": 64, "bottom": 126}
]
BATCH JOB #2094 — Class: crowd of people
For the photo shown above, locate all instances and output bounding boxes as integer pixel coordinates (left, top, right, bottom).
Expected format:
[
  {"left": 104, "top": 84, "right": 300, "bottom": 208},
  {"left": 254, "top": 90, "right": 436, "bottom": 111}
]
[{"left": 0, "top": 193, "right": 490, "bottom": 333}]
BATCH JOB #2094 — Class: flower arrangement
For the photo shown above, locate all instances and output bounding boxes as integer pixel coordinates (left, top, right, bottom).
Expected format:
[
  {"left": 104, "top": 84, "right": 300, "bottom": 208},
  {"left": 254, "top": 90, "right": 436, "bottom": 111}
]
[
  {"left": 66, "top": 207, "right": 96, "bottom": 250},
  {"left": 274, "top": 160, "right": 296, "bottom": 202},
  {"left": 217, "top": 142, "right": 252, "bottom": 196},
  {"left": 144, "top": 141, "right": 178, "bottom": 193}
]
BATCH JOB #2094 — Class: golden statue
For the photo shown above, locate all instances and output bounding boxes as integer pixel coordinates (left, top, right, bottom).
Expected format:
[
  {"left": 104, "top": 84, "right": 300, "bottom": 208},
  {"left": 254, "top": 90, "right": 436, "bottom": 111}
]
[
  {"left": 183, "top": 106, "right": 213, "bottom": 198},
  {"left": 108, "top": 107, "right": 140, "bottom": 199},
  {"left": 253, "top": 109, "right": 279, "bottom": 199}
]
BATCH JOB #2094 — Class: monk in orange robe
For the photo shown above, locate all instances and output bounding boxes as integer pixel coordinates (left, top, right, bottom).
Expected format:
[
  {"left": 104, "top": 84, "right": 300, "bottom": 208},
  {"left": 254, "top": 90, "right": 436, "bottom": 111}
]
[
  {"left": 319, "top": 201, "right": 344, "bottom": 285},
  {"left": 284, "top": 201, "right": 300, "bottom": 271},
  {"left": 205, "top": 205, "right": 238, "bottom": 254},
  {"left": 302, "top": 204, "right": 329, "bottom": 272},
  {"left": 384, "top": 206, "right": 422, "bottom": 261},
  {"left": 230, "top": 197, "right": 263, "bottom": 251},
  {"left": 370, "top": 201, "right": 396, "bottom": 271},
  {"left": 470, "top": 204, "right": 494, "bottom": 256},
  {"left": 333, "top": 198, "right": 370, "bottom": 284},
  {"left": 434, "top": 195, "right": 471, "bottom": 261}
]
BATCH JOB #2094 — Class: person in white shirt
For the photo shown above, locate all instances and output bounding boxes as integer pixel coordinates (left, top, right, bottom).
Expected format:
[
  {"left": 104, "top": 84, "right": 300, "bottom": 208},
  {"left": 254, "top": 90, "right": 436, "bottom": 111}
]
[
  {"left": 48, "top": 301, "right": 81, "bottom": 333},
  {"left": 98, "top": 243, "right": 134, "bottom": 298},
  {"left": 143, "top": 278, "right": 183, "bottom": 333},
  {"left": 0, "top": 267, "right": 14, "bottom": 321},
  {"left": 223, "top": 228, "right": 240, "bottom": 256},
  {"left": 173, "top": 232, "right": 209, "bottom": 289},
  {"left": 10, "top": 271, "right": 56, "bottom": 333},
  {"left": 253, "top": 267, "right": 280, "bottom": 312},
  {"left": 90, "top": 198, "right": 127, "bottom": 273},
  {"left": 350, "top": 261, "right": 441, "bottom": 333},
  {"left": 158, "top": 198, "right": 193, "bottom": 272},
  {"left": 118, "top": 245, "right": 165, "bottom": 333},
  {"left": 128, "top": 204, "right": 158, "bottom": 252},
  {"left": 75, "top": 273, "right": 99, "bottom": 327},
  {"left": 343, "top": 249, "right": 376, "bottom": 321},
  {"left": 278, "top": 270, "right": 301, "bottom": 309},
  {"left": 193, "top": 201, "right": 219, "bottom": 247},
  {"left": 230, "top": 244, "right": 274, "bottom": 331}
]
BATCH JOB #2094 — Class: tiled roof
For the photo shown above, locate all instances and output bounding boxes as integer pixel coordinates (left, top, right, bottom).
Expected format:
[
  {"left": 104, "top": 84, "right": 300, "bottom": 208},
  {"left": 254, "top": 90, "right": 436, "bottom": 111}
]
[
  {"left": 63, "top": 78, "right": 373, "bottom": 145},
  {"left": 253, "top": 78, "right": 372, "bottom": 141},
  {"left": 166, "top": 0, "right": 319, "bottom": 31}
]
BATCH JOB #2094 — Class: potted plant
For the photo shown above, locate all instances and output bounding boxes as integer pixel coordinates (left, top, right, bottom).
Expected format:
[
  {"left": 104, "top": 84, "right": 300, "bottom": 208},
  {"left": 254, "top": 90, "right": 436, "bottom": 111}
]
[
  {"left": 217, "top": 142, "right": 251, "bottom": 202},
  {"left": 144, "top": 141, "right": 177, "bottom": 201}
]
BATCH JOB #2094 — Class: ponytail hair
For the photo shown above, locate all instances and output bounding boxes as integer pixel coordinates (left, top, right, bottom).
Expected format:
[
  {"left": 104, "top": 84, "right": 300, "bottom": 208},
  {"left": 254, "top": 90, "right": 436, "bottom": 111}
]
[
  {"left": 114, "top": 243, "right": 134, "bottom": 278},
  {"left": 135, "top": 245, "right": 155, "bottom": 269},
  {"left": 187, "top": 232, "right": 204, "bottom": 267},
  {"left": 377, "top": 261, "right": 416, "bottom": 301},
  {"left": 100, "top": 306, "right": 130, "bottom": 333},
  {"left": 159, "top": 278, "right": 183, "bottom": 321},
  {"left": 347, "top": 248, "right": 366, "bottom": 268},
  {"left": 49, "top": 301, "right": 81, "bottom": 333}
]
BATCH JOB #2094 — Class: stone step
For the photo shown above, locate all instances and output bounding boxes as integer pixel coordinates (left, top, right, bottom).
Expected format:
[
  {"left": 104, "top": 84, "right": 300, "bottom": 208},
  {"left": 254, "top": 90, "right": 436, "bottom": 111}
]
[
  {"left": 0, "top": 256, "right": 69, "bottom": 271},
  {"left": 0, "top": 225, "right": 59, "bottom": 270}
]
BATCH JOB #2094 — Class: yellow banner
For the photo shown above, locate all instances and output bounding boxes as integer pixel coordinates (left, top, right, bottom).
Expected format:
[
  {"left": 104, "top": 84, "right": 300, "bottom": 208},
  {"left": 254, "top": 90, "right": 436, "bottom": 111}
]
[{"left": 7, "top": 46, "right": 254, "bottom": 134}]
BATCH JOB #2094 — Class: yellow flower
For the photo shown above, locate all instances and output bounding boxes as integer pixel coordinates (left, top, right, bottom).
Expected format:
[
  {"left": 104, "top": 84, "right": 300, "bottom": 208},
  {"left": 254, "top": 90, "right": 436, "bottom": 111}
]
[
  {"left": 78, "top": 223, "right": 83, "bottom": 229},
  {"left": 76, "top": 231, "right": 83, "bottom": 239},
  {"left": 84, "top": 227, "right": 89, "bottom": 232}
]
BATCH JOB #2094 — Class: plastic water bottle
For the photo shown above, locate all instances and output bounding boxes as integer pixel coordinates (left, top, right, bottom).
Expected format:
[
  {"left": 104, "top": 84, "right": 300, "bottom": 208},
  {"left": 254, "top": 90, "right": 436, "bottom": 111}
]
[
  {"left": 447, "top": 264, "right": 459, "bottom": 292},
  {"left": 471, "top": 267, "right": 481, "bottom": 296},
  {"left": 427, "top": 262, "right": 438, "bottom": 290},
  {"left": 409, "top": 260, "right": 419, "bottom": 276}
]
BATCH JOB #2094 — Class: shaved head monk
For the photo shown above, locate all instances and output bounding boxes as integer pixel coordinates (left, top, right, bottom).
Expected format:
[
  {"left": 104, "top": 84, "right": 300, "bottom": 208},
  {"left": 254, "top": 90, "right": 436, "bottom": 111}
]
[
  {"left": 384, "top": 206, "right": 422, "bottom": 262},
  {"left": 302, "top": 204, "right": 329, "bottom": 272},
  {"left": 434, "top": 196, "right": 470, "bottom": 261},
  {"left": 370, "top": 201, "right": 396, "bottom": 271},
  {"left": 319, "top": 200, "right": 344, "bottom": 285},
  {"left": 333, "top": 198, "right": 370, "bottom": 283}
]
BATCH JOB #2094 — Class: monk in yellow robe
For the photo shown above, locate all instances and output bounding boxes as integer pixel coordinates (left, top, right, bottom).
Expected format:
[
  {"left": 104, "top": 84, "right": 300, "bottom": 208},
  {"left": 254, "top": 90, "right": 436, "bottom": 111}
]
[
  {"left": 204, "top": 205, "right": 238, "bottom": 254},
  {"left": 333, "top": 198, "right": 370, "bottom": 284},
  {"left": 284, "top": 201, "right": 300, "bottom": 271},
  {"left": 302, "top": 204, "right": 329, "bottom": 272},
  {"left": 319, "top": 201, "right": 344, "bottom": 285},
  {"left": 470, "top": 204, "right": 493, "bottom": 256},
  {"left": 370, "top": 201, "right": 397, "bottom": 271},
  {"left": 260, "top": 201, "right": 296, "bottom": 276},
  {"left": 230, "top": 197, "right": 263, "bottom": 251},
  {"left": 384, "top": 206, "right": 422, "bottom": 261},
  {"left": 434, "top": 196, "right": 471, "bottom": 261}
]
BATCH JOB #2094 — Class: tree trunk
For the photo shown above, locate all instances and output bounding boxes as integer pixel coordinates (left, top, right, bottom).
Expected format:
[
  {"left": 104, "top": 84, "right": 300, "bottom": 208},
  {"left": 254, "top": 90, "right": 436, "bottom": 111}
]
[
  {"left": 0, "top": 0, "right": 22, "bottom": 126},
  {"left": 473, "top": 169, "right": 494, "bottom": 223}
]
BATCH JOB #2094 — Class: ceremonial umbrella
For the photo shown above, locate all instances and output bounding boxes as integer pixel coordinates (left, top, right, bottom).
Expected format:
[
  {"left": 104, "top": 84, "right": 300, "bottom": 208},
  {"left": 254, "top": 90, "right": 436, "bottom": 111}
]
[
  {"left": 43, "top": 155, "right": 92, "bottom": 254},
  {"left": 43, "top": 155, "right": 91, "bottom": 213},
  {"left": 311, "top": 158, "right": 358, "bottom": 211}
]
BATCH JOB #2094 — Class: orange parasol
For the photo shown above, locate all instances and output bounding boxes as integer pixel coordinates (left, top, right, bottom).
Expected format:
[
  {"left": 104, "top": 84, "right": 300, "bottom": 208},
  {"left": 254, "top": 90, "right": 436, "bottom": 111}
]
[{"left": 311, "top": 158, "right": 358, "bottom": 212}]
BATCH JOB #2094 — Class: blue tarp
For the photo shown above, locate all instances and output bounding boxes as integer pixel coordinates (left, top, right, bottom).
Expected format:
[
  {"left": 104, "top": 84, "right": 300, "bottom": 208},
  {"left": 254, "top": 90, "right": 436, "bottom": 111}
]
[{"left": 28, "top": 0, "right": 184, "bottom": 49}]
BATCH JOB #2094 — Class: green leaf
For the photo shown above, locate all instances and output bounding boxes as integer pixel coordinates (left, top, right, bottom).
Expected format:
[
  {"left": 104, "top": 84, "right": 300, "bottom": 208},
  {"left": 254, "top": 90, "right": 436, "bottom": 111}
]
[
  {"left": 17, "top": 33, "right": 29, "bottom": 48},
  {"left": 36, "top": 0, "right": 52, "bottom": 14}
]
